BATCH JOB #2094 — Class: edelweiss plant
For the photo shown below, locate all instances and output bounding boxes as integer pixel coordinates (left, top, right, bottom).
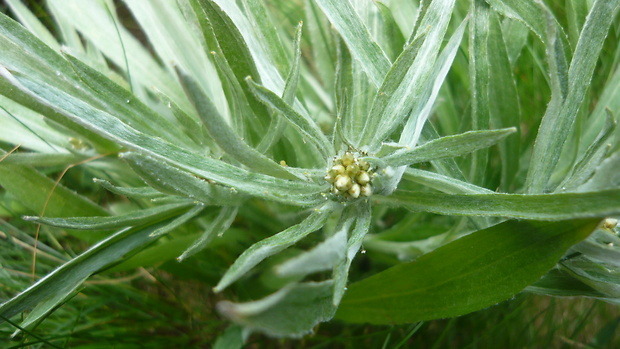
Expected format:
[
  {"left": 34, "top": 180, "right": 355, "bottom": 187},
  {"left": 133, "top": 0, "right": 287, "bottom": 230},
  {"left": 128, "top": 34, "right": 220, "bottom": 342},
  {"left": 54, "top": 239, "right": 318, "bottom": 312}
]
[{"left": 1, "top": 0, "right": 620, "bottom": 345}]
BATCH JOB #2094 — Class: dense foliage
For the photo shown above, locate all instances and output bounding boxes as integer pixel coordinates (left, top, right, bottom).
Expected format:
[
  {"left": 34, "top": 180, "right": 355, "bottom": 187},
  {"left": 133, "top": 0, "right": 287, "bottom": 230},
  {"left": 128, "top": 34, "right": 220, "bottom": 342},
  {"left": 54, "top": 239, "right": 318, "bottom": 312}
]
[{"left": 1, "top": 0, "right": 619, "bottom": 347}]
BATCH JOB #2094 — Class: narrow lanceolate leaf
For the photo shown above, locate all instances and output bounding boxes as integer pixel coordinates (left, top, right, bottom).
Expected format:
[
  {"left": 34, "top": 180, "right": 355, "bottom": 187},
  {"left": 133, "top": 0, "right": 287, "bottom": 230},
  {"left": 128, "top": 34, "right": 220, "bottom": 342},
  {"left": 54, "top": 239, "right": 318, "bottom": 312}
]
[
  {"left": 217, "top": 281, "right": 336, "bottom": 338},
  {"left": 527, "top": 0, "right": 620, "bottom": 193},
  {"left": 484, "top": 0, "right": 546, "bottom": 42},
  {"left": 177, "top": 67, "right": 298, "bottom": 180},
  {"left": 469, "top": 0, "right": 491, "bottom": 185},
  {"left": 526, "top": 268, "right": 609, "bottom": 299},
  {"left": 333, "top": 202, "right": 372, "bottom": 306},
  {"left": 402, "top": 168, "right": 495, "bottom": 194},
  {"left": 177, "top": 206, "right": 238, "bottom": 261},
  {"left": 356, "top": 32, "right": 427, "bottom": 147},
  {"left": 240, "top": 0, "right": 290, "bottom": 75},
  {"left": 380, "top": 128, "right": 516, "bottom": 167},
  {"left": 93, "top": 178, "right": 164, "bottom": 199},
  {"left": 23, "top": 202, "right": 194, "bottom": 230},
  {"left": 214, "top": 202, "right": 336, "bottom": 292},
  {"left": 191, "top": 0, "right": 279, "bottom": 118},
  {"left": 487, "top": 12, "right": 521, "bottom": 190},
  {"left": 312, "top": 0, "right": 391, "bottom": 88},
  {"left": 559, "top": 113, "right": 616, "bottom": 191},
  {"left": 275, "top": 225, "right": 346, "bottom": 278},
  {"left": 0, "top": 216, "right": 192, "bottom": 329},
  {"left": 336, "top": 218, "right": 599, "bottom": 324},
  {"left": 5, "top": 0, "right": 59, "bottom": 50},
  {"left": 257, "top": 22, "right": 303, "bottom": 153},
  {"left": 247, "top": 78, "right": 333, "bottom": 158},
  {"left": 398, "top": 14, "right": 466, "bottom": 149},
  {"left": 121, "top": 152, "right": 247, "bottom": 207},
  {"left": 379, "top": 189, "right": 620, "bottom": 220},
  {"left": 365, "top": 0, "right": 459, "bottom": 150},
  {"left": 63, "top": 53, "right": 191, "bottom": 148},
  {"left": 3, "top": 67, "right": 324, "bottom": 206}
]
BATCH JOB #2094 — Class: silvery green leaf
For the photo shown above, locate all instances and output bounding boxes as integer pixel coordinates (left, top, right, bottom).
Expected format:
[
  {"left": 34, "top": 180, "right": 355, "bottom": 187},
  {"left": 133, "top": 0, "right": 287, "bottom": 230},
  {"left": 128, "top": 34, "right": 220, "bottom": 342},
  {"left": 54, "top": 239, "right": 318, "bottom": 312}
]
[
  {"left": 46, "top": 0, "right": 187, "bottom": 106},
  {"left": 526, "top": 0, "right": 620, "bottom": 193},
  {"left": 177, "top": 206, "right": 239, "bottom": 261},
  {"left": 380, "top": 128, "right": 516, "bottom": 167},
  {"left": 93, "top": 178, "right": 164, "bottom": 199},
  {"left": 121, "top": 152, "right": 247, "bottom": 206},
  {"left": 582, "top": 67, "right": 620, "bottom": 154},
  {"left": 247, "top": 78, "right": 333, "bottom": 159},
  {"left": 123, "top": 0, "right": 226, "bottom": 113},
  {"left": 177, "top": 67, "right": 299, "bottom": 180},
  {"left": 209, "top": 0, "right": 286, "bottom": 94},
  {"left": 572, "top": 231, "right": 620, "bottom": 268},
  {"left": 356, "top": 31, "right": 427, "bottom": 148},
  {"left": 2, "top": 64, "right": 325, "bottom": 206},
  {"left": 149, "top": 204, "right": 206, "bottom": 238},
  {"left": 5, "top": 0, "right": 59, "bottom": 50},
  {"left": 240, "top": 0, "right": 290, "bottom": 76},
  {"left": 501, "top": 18, "right": 529, "bottom": 65},
  {"left": 488, "top": 12, "right": 521, "bottom": 190},
  {"left": 305, "top": 0, "right": 336, "bottom": 94},
  {"left": 275, "top": 223, "right": 346, "bottom": 278},
  {"left": 333, "top": 201, "right": 372, "bottom": 306},
  {"left": 402, "top": 168, "right": 495, "bottom": 194},
  {"left": 23, "top": 202, "right": 195, "bottom": 230},
  {"left": 526, "top": 268, "right": 611, "bottom": 299},
  {"left": 380, "top": 189, "right": 620, "bottom": 220},
  {"left": 0, "top": 152, "right": 85, "bottom": 167},
  {"left": 312, "top": 0, "right": 391, "bottom": 88},
  {"left": 214, "top": 202, "right": 336, "bottom": 292},
  {"left": 217, "top": 281, "right": 336, "bottom": 338},
  {"left": 559, "top": 113, "right": 616, "bottom": 191},
  {"left": 63, "top": 53, "right": 191, "bottom": 147},
  {"left": 257, "top": 22, "right": 303, "bottom": 153},
  {"left": 578, "top": 152, "right": 620, "bottom": 192},
  {"left": 561, "top": 256, "right": 620, "bottom": 298},
  {"left": 468, "top": 0, "right": 491, "bottom": 185},
  {"left": 396, "top": 0, "right": 461, "bottom": 148},
  {"left": 485, "top": 0, "right": 546, "bottom": 42}
]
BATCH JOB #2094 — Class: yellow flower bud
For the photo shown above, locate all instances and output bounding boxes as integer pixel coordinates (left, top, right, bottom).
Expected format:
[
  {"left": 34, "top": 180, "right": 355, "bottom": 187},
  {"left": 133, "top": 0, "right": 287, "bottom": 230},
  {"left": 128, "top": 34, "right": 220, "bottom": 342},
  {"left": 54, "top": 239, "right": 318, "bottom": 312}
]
[
  {"left": 335, "top": 174, "right": 353, "bottom": 191},
  {"left": 360, "top": 184, "right": 372, "bottom": 197},
  {"left": 356, "top": 171, "right": 370, "bottom": 185},
  {"left": 348, "top": 183, "right": 361, "bottom": 198}
]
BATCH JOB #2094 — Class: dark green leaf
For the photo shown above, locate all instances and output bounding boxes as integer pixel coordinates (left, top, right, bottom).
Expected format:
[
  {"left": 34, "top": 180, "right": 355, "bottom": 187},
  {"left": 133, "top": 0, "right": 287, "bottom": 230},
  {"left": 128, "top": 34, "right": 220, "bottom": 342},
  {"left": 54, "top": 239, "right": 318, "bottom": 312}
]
[{"left": 336, "top": 218, "right": 599, "bottom": 324}]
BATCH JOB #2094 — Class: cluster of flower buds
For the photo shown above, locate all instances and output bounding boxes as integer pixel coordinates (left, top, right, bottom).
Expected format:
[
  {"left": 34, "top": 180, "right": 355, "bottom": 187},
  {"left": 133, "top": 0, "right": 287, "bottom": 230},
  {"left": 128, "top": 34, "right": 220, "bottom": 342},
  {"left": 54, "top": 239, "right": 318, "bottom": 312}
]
[{"left": 324, "top": 151, "right": 374, "bottom": 199}]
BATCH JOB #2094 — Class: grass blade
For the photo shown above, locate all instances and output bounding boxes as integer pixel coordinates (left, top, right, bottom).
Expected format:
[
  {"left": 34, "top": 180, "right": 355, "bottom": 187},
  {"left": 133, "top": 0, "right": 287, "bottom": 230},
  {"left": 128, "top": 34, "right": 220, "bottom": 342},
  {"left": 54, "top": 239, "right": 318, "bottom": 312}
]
[{"left": 0, "top": 215, "right": 195, "bottom": 329}]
